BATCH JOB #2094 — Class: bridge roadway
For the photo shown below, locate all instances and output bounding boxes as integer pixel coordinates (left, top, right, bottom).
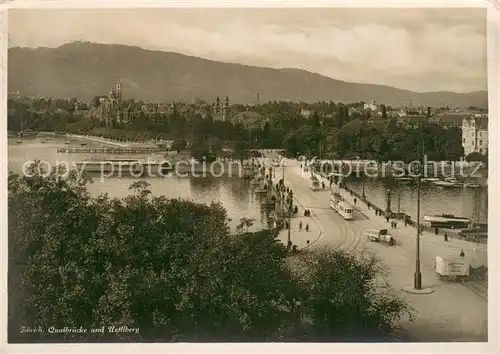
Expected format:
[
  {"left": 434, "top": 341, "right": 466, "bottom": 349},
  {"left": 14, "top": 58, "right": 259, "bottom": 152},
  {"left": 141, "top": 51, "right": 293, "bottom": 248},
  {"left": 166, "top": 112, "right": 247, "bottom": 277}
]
[{"left": 264, "top": 151, "right": 487, "bottom": 342}]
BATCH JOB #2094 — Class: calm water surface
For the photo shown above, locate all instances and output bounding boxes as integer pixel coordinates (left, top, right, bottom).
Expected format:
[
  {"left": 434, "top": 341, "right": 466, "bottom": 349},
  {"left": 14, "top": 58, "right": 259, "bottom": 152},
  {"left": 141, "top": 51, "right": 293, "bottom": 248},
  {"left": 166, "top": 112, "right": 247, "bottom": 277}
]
[{"left": 8, "top": 136, "right": 274, "bottom": 232}]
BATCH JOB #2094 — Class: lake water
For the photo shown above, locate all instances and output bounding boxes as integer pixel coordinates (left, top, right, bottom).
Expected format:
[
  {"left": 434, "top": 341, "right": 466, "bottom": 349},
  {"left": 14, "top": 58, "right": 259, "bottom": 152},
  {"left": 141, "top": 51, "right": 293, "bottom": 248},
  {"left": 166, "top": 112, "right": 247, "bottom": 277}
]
[{"left": 7, "top": 136, "right": 274, "bottom": 232}]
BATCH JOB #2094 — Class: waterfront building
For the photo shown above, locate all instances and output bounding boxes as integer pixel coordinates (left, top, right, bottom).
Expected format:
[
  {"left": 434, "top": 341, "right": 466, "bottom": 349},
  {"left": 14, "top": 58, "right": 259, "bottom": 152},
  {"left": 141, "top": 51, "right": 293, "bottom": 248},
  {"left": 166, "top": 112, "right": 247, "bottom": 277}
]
[
  {"left": 300, "top": 108, "right": 312, "bottom": 118},
  {"left": 363, "top": 101, "right": 377, "bottom": 111},
  {"left": 462, "top": 116, "right": 488, "bottom": 156}
]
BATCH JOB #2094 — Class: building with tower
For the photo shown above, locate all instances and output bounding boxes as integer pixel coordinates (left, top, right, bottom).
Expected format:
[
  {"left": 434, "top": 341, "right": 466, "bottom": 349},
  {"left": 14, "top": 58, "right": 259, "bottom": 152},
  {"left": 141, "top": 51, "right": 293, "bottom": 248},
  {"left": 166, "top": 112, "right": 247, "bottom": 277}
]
[
  {"left": 222, "top": 95, "right": 229, "bottom": 121},
  {"left": 213, "top": 95, "right": 231, "bottom": 122},
  {"left": 115, "top": 80, "right": 122, "bottom": 101}
]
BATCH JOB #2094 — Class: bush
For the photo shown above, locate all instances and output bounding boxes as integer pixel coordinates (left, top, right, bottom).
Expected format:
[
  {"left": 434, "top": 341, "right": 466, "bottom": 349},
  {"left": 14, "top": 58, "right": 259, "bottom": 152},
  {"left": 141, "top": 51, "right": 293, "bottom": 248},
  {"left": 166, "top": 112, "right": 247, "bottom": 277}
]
[
  {"left": 465, "top": 152, "right": 488, "bottom": 164},
  {"left": 8, "top": 164, "right": 413, "bottom": 342}
]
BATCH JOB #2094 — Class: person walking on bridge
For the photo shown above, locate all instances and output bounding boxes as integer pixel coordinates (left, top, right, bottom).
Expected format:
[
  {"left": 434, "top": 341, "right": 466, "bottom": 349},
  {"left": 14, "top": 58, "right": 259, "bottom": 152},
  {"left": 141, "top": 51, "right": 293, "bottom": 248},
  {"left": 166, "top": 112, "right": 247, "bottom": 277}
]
[
  {"left": 299, "top": 221, "right": 303, "bottom": 232},
  {"left": 305, "top": 223, "right": 310, "bottom": 232}
]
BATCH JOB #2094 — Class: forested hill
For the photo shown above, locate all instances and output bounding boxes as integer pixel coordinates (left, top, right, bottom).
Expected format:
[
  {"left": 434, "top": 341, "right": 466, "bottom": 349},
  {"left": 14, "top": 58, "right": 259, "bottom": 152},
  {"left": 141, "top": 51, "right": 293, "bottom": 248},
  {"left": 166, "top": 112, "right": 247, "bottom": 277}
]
[{"left": 8, "top": 42, "right": 488, "bottom": 108}]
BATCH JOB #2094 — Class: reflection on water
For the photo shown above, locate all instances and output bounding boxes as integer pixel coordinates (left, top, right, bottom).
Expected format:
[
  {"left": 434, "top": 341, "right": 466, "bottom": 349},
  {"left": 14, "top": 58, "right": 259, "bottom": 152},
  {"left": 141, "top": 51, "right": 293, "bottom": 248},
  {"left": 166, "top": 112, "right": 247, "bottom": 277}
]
[
  {"left": 8, "top": 136, "right": 271, "bottom": 232},
  {"left": 346, "top": 177, "right": 488, "bottom": 223}
]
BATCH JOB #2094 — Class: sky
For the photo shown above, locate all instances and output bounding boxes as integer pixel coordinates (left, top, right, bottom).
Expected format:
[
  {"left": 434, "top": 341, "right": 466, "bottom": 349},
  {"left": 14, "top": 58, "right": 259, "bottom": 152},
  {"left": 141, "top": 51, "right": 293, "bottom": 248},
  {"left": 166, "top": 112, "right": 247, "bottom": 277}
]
[{"left": 8, "top": 8, "right": 487, "bottom": 93}]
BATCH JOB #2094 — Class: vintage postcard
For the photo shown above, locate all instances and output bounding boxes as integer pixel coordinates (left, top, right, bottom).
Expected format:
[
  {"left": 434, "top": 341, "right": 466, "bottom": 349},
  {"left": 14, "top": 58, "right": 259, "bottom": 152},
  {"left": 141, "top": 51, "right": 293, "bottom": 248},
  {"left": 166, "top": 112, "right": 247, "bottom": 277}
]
[{"left": 1, "top": 1, "right": 498, "bottom": 353}]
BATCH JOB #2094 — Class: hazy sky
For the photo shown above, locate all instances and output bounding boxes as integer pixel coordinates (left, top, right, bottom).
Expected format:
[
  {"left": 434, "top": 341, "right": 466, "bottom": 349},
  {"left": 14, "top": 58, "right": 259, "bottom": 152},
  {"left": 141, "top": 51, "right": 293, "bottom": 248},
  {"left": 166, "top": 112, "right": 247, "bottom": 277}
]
[{"left": 8, "top": 8, "right": 487, "bottom": 93}]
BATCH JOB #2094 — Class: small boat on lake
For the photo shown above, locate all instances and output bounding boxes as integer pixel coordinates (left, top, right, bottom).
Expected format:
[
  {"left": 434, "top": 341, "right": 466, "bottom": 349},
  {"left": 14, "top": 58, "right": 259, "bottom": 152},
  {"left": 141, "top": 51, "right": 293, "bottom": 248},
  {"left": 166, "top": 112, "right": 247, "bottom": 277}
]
[
  {"left": 432, "top": 177, "right": 461, "bottom": 188},
  {"left": 421, "top": 177, "right": 440, "bottom": 183},
  {"left": 464, "top": 183, "right": 481, "bottom": 188},
  {"left": 395, "top": 176, "right": 412, "bottom": 184}
]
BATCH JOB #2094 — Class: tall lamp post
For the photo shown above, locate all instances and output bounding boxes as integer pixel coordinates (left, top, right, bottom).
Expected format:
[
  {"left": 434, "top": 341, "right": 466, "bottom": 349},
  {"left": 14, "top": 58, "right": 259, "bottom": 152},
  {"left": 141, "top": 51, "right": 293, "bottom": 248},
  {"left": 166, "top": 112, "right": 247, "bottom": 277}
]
[
  {"left": 414, "top": 139, "right": 422, "bottom": 290},
  {"left": 288, "top": 190, "right": 293, "bottom": 247},
  {"left": 475, "top": 188, "right": 480, "bottom": 244},
  {"left": 397, "top": 180, "right": 401, "bottom": 217}
]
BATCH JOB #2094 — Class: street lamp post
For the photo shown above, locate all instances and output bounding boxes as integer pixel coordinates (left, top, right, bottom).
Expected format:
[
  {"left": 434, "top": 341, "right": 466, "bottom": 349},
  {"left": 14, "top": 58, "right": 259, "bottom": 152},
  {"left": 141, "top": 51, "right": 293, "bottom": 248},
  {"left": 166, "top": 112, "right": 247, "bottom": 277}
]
[
  {"left": 414, "top": 139, "right": 423, "bottom": 290},
  {"left": 288, "top": 190, "right": 293, "bottom": 247},
  {"left": 476, "top": 188, "right": 480, "bottom": 244},
  {"left": 397, "top": 181, "right": 401, "bottom": 217}
]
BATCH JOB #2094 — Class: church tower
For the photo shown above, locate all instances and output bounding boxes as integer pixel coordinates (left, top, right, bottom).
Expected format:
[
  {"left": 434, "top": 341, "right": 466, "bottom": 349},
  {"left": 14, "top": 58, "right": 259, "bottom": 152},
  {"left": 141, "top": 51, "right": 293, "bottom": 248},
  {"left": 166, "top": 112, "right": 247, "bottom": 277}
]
[
  {"left": 215, "top": 96, "right": 221, "bottom": 114},
  {"left": 223, "top": 95, "right": 229, "bottom": 122},
  {"left": 115, "top": 80, "right": 122, "bottom": 101}
]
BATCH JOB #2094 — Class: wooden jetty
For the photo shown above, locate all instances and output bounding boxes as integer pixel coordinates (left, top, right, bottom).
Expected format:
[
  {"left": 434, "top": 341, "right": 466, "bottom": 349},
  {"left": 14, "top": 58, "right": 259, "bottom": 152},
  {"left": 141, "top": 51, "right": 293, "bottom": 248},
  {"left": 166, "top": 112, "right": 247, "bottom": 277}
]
[{"left": 57, "top": 147, "right": 166, "bottom": 154}]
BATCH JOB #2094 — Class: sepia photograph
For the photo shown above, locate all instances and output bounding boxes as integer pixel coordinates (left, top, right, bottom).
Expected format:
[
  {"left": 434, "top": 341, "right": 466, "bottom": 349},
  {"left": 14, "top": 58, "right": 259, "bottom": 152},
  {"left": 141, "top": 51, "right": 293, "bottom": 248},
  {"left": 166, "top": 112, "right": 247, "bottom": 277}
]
[{"left": 2, "top": 2, "right": 498, "bottom": 350}]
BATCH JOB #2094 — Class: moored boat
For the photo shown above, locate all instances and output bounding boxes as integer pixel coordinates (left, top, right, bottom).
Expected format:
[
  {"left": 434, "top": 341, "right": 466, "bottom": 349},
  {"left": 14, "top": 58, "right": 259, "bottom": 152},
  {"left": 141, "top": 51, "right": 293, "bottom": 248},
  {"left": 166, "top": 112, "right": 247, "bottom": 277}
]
[
  {"left": 432, "top": 177, "right": 461, "bottom": 188},
  {"left": 421, "top": 177, "right": 440, "bottom": 183},
  {"left": 424, "top": 214, "right": 470, "bottom": 228},
  {"left": 395, "top": 176, "right": 412, "bottom": 184}
]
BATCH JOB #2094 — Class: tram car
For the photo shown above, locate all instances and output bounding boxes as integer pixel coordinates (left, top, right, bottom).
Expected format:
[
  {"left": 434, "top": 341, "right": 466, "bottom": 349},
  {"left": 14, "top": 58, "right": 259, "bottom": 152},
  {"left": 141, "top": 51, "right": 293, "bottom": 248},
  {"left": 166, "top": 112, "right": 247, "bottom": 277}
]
[
  {"left": 309, "top": 175, "right": 321, "bottom": 191},
  {"left": 364, "top": 228, "right": 395, "bottom": 245},
  {"left": 330, "top": 192, "right": 355, "bottom": 220}
]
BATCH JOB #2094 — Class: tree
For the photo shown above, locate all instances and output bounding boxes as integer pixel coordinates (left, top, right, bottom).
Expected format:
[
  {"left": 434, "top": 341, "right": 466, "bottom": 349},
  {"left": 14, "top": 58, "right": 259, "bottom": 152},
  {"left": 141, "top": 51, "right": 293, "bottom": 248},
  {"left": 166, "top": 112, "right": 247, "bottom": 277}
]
[
  {"left": 171, "top": 139, "right": 187, "bottom": 152},
  {"left": 9, "top": 164, "right": 414, "bottom": 343},
  {"left": 291, "top": 248, "right": 414, "bottom": 341},
  {"left": 381, "top": 105, "right": 387, "bottom": 119},
  {"left": 8, "top": 165, "right": 298, "bottom": 342},
  {"left": 236, "top": 217, "right": 256, "bottom": 234},
  {"left": 466, "top": 152, "right": 488, "bottom": 164}
]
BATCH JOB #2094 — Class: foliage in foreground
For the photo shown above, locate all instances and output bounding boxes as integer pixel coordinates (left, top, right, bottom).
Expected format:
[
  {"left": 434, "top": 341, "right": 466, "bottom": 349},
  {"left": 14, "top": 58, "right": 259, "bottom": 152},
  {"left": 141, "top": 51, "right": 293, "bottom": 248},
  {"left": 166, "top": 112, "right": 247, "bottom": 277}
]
[{"left": 8, "top": 165, "right": 414, "bottom": 342}]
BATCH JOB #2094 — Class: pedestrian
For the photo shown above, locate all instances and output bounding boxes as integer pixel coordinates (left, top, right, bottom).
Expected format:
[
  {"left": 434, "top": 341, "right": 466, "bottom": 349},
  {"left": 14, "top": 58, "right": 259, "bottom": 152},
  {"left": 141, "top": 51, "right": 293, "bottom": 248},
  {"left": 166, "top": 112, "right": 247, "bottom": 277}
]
[
  {"left": 353, "top": 197, "right": 357, "bottom": 205},
  {"left": 386, "top": 216, "right": 389, "bottom": 223},
  {"left": 444, "top": 232, "right": 448, "bottom": 242},
  {"left": 305, "top": 223, "right": 310, "bottom": 232},
  {"left": 299, "top": 221, "right": 303, "bottom": 232},
  {"left": 460, "top": 249, "right": 465, "bottom": 257},
  {"left": 394, "top": 221, "right": 397, "bottom": 229},
  {"left": 322, "top": 181, "right": 325, "bottom": 189}
]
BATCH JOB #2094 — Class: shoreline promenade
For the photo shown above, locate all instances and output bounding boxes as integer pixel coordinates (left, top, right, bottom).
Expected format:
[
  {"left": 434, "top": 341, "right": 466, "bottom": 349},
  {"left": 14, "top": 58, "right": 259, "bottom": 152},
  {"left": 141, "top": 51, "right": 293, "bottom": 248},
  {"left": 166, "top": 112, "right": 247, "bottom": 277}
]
[{"left": 264, "top": 151, "right": 487, "bottom": 342}]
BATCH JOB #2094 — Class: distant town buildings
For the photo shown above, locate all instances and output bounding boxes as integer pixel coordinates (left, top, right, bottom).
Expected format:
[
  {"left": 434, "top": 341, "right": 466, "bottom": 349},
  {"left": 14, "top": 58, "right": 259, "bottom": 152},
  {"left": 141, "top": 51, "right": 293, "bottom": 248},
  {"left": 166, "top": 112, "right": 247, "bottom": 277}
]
[
  {"left": 462, "top": 115, "right": 488, "bottom": 156},
  {"left": 363, "top": 101, "right": 377, "bottom": 111}
]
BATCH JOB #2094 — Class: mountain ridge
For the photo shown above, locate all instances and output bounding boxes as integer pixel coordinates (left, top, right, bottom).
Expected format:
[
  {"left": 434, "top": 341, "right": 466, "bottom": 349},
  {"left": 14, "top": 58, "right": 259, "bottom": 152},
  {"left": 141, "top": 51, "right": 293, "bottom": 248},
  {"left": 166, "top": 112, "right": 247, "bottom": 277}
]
[{"left": 8, "top": 41, "right": 488, "bottom": 108}]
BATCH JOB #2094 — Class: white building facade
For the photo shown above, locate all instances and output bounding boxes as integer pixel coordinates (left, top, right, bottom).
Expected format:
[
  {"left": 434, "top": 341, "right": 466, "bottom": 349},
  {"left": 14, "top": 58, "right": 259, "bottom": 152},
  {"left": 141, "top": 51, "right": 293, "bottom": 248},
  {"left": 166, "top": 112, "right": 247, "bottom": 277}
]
[
  {"left": 462, "top": 116, "right": 488, "bottom": 156},
  {"left": 363, "top": 101, "right": 377, "bottom": 111}
]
